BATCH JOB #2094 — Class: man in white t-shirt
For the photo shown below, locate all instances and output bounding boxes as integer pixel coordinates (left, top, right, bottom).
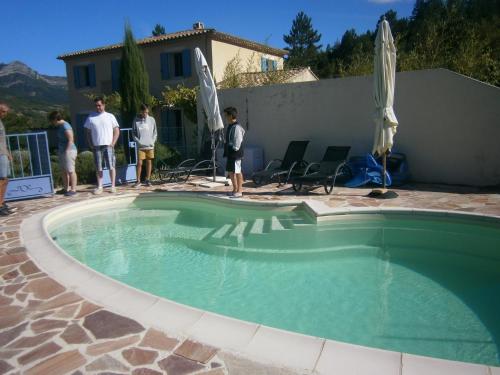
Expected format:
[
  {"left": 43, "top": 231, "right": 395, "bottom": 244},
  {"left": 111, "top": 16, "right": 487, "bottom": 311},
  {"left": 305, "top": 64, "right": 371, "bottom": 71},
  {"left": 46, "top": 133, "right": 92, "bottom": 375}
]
[{"left": 84, "top": 97, "right": 120, "bottom": 194}]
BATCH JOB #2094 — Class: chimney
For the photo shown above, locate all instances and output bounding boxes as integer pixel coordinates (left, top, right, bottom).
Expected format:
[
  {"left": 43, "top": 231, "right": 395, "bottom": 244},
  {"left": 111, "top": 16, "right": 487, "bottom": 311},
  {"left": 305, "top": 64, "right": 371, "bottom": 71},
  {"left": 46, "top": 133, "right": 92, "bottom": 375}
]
[{"left": 193, "top": 22, "right": 204, "bottom": 30}]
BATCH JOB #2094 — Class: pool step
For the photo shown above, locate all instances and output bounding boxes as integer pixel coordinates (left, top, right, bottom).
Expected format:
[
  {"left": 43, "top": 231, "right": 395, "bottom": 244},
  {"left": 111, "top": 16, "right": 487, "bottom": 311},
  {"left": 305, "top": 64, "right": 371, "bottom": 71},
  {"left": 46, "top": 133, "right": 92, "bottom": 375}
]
[
  {"left": 230, "top": 221, "right": 248, "bottom": 237},
  {"left": 211, "top": 224, "right": 233, "bottom": 239},
  {"left": 271, "top": 216, "right": 285, "bottom": 231},
  {"left": 206, "top": 216, "right": 302, "bottom": 245},
  {"left": 250, "top": 218, "right": 264, "bottom": 234}
]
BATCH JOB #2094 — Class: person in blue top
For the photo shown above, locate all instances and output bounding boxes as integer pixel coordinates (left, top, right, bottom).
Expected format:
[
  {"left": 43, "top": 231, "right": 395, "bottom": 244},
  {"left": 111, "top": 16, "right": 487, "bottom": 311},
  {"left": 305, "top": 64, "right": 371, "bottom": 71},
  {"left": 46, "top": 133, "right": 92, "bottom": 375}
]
[{"left": 49, "top": 111, "right": 78, "bottom": 196}]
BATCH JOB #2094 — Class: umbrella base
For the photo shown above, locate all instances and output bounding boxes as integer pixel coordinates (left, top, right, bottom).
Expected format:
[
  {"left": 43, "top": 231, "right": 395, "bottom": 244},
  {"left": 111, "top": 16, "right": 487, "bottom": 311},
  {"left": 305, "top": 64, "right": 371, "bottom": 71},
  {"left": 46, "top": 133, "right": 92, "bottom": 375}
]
[{"left": 367, "top": 188, "right": 399, "bottom": 199}]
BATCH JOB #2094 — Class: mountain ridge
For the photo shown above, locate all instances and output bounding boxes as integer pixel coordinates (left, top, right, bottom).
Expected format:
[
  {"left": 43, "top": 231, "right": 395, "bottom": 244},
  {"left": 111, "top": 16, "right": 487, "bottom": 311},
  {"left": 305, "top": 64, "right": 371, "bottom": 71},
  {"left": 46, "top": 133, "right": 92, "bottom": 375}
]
[{"left": 0, "top": 60, "right": 68, "bottom": 108}]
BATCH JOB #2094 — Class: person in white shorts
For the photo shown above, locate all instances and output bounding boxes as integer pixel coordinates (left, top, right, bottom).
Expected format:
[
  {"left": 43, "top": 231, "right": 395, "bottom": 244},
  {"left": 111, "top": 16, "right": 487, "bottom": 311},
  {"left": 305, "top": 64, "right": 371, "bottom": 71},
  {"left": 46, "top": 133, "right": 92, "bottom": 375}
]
[
  {"left": 84, "top": 97, "right": 120, "bottom": 194},
  {"left": 223, "top": 107, "right": 245, "bottom": 198},
  {"left": 49, "top": 111, "right": 78, "bottom": 196}
]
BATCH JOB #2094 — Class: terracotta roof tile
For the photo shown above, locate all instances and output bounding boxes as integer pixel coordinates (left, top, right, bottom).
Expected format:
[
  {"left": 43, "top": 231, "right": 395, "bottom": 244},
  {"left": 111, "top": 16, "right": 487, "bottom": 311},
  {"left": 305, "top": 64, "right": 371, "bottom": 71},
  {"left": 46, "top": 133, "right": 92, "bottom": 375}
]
[{"left": 57, "top": 29, "right": 286, "bottom": 60}]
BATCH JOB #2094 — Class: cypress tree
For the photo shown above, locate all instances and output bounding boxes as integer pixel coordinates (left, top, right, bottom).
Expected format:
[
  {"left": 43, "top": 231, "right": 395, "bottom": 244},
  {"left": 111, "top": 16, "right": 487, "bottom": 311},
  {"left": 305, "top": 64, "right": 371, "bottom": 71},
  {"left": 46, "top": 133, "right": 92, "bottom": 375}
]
[{"left": 120, "top": 22, "right": 150, "bottom": 128}]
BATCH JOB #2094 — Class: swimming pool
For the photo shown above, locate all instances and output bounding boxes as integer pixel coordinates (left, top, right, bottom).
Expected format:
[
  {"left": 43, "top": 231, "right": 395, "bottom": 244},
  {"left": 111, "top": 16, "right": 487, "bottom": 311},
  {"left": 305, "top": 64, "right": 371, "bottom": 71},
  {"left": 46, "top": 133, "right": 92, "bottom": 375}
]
[{"left": 49, "top": 196, "right": 500, "bottom": 366}]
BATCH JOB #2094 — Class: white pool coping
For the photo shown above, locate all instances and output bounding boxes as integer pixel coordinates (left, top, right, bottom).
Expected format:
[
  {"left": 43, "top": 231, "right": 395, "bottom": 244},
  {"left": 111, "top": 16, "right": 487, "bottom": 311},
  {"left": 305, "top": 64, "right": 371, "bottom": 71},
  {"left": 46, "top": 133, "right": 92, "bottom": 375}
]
[{"left": 21, "top": 192, "right": 500, "bottom": 375}]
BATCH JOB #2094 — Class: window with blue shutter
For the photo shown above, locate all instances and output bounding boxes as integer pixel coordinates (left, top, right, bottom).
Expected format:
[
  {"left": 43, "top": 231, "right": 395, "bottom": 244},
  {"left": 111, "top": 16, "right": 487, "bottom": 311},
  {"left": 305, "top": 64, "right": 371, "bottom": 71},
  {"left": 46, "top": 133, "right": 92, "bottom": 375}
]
[
  {"left": 272, "top": 60, "right": 278, "bottom": 71},
  {"left": 182, "top": 49, "right": 191, "bottom": 77},
  {"left": 88, "top": 64, "right": 96, "bottom": 87},
  {"left": 73, "top": 66, "right": 81, "bottom": 89},
  {"left": 261, "top": 57, "right": 267, "bottom": 72},
  {"left": 160, "top": 53, "right": 170, "bottom": 80},
  {"left": 173, "top": 53, "right": 183, "bottom": 77},
  {"left": 111, "top": 60, "right": 121, "bottom": 92},
  {"left": 73, "top": 64, "right": 97, "bottom": 89}
]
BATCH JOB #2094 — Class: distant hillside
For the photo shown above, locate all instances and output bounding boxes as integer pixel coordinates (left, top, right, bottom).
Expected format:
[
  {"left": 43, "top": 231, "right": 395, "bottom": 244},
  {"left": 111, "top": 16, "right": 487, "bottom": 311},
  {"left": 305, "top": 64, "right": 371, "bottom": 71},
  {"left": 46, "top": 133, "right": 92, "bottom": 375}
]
[
  {"left": 0, "top": 61, "right": 67, "bottom": 108},
  {"left": 0, "top": 61, "right": 68, "bottom": 132}
]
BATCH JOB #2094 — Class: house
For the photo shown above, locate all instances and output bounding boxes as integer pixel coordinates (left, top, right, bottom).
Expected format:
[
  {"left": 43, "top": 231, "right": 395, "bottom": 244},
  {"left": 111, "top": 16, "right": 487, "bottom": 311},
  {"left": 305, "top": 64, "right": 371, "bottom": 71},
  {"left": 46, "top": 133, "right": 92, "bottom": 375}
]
[
  {"left": 217, "top": 67, "right": 318, "bottom": 89},
  {"left": 57, "top": 22, "right": 287, "bottom": 155}
]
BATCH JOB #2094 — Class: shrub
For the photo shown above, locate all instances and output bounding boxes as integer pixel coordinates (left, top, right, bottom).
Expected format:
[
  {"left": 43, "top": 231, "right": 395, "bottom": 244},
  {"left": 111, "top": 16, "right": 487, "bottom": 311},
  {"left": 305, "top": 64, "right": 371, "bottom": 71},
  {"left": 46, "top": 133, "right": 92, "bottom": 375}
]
[
  {"left": 75, "top": 151, "right": 96, "bottom": 184},
  {"left": 155, "top": 142, "right": 181, "bottom": 168}
]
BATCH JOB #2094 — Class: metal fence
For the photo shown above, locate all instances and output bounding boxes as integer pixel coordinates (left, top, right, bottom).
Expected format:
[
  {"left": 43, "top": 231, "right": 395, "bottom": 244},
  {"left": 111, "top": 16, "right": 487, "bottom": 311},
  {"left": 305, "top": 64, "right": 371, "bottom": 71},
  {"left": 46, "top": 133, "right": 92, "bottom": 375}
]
[
  {"left": 5, "top": 132, "right": 54, "bottom": 201},
  {"left": 101, "top": 127, "right": 138, "bottom": 186}
]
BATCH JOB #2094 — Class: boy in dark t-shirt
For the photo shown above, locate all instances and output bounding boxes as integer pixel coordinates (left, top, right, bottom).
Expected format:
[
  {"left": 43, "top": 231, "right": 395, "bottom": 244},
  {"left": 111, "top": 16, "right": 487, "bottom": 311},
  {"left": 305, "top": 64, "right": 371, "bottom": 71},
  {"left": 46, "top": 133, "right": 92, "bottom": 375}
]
[{"left": 223, "top": 107, "right": 245, "bottom": 198}]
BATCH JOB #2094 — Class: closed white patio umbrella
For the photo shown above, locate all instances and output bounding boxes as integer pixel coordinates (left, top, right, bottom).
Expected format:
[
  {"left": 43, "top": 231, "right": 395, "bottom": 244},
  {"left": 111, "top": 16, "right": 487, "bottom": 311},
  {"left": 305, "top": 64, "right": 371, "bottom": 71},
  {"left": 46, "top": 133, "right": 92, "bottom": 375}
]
[
  {"left": 194, "top": 47, "right": 224, "bottom": 181},
  {"left": 371, "top": 18, "right": 399, "bottom": 198}
]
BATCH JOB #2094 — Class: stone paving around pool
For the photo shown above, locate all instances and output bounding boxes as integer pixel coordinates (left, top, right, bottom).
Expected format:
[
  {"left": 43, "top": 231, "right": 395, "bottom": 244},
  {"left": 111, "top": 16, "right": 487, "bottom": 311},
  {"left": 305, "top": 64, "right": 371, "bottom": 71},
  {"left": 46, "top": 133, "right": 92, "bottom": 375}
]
[{"left": 0, "top": 179, "right": 499, "bottom": 375}]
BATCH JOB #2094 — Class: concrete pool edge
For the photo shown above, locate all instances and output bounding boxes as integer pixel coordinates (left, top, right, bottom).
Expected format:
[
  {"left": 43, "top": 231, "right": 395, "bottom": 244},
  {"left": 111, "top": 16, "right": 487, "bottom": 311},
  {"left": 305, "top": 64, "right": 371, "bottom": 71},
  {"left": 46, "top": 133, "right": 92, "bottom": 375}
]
[{"left": 21, "top": 191, "right": 500, "bottom": 374}]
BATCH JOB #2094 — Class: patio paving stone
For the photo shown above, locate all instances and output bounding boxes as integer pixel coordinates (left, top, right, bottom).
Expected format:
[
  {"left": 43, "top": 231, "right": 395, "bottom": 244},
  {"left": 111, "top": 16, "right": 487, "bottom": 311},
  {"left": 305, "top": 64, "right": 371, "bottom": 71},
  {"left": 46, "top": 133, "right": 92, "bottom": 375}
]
[
  {"left": 86, "top": 335, "right": 141, "bottom": 356},
  {"left": 60, "top": 323, "right": 92, "bottom": 344},
  {"left": 17, "top": 341, "right": 62, "bottom": 365},
  {"left": 132, "top": 368, "right": 163, "bottom": 375},
  {"left": 83, "top": 310, "right": 145, "bottom": 339},
  {"left": 122, "top": 347, "right": 159, "bottom": 366},
  {"left": 86, "top": 354, "right": 130, "bottom": 372},
  {"left": 157, "top": 354, "right": 205, "bottom": 374},
  {"left": 139, "top": 328, "right": 180, "bottom": 351},
  {"left": 25, "top": 349, "right": 86, "bottom": 375},
  {"left": 174, "top": 339, "right": 218, "bottom": 364},
  {"left": 31, "top": 318, "right": 68, "bottom": 333}
]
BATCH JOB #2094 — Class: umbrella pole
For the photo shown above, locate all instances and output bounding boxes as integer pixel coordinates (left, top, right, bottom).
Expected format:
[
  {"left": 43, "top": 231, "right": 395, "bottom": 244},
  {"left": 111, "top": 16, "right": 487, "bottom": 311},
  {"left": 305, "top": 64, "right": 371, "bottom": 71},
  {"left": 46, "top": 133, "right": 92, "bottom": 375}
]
[
  {"left": 382, "top": 152, "right": 387, "bottom": 190},
  {"left": 211, "top": 131, "right": 216, "bottom": 182},
  {"left": 368, "top": 150, "right": 398, "bottom": 199}
]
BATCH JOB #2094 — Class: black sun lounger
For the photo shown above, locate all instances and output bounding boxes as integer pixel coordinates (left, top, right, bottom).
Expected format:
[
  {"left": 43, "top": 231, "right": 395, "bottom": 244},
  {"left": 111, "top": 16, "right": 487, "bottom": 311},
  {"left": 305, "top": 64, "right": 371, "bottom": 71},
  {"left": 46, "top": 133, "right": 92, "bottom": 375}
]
[
  {"left": 156, "top": 158, "right": 217, "bottom": 183},
  {"left": 252, "top": 140, "right": 309, "bottom": 186},
  {"left": 292, "top": 146, "right": 351, "bottom": 194}
]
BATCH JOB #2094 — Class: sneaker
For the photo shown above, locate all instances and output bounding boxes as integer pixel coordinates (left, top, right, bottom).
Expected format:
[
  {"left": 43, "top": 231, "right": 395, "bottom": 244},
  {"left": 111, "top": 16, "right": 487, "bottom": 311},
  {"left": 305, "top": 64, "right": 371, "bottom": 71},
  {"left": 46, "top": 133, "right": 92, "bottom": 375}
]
[
  {"left": 144, "top": 180, "right": 152, "bottom": 187},
  {"left": 1, "top": 203, "right": 17, "bottom": 212},
  {"left": 93, "top": 187, "right": 103, "bottom": 195},
  {"left": 0, "top": 207, "right": 11, "bottom": 216},
  {"left": 55, "top": 188, "right": 67, "bottom": 195},
  {"left": 64, "top": 191, "right": 77, "bottom": 197},
  {"left": 133, "top": 181, "right": 142, "bottom": 188},
  {"left": 109, "top": 186, "right": 117, "bottom": 193},
  {"left": 226, "top": 192, "right": 235, "bottom": 197},
  {"left": 231, "top": 192, "right": 243, "bottom": 198}
]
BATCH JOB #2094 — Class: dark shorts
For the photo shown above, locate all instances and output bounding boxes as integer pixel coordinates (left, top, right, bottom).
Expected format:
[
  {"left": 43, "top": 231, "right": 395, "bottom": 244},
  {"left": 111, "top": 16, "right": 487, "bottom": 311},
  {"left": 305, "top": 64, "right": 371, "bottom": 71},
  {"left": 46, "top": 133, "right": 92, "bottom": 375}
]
[
  {"left": 93, "top": 146, "right": 116, "bottom": 172},
  {"left": 226, "top": 158, "right": 242, "bottom": 174}
]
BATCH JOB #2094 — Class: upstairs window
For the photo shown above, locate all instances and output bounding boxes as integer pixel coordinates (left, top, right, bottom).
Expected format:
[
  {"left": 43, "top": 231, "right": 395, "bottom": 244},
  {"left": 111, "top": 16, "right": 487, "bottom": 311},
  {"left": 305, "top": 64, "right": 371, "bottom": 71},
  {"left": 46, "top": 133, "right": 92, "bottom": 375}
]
[
  {"left": 160, "top": 49, "right": 192, "bottom": 80},
  {"left": 73, "top": 64, "right": 96, "bottom": 89},
  {"left": 111, "top": 60, "right": 121, "bottom": 92}
]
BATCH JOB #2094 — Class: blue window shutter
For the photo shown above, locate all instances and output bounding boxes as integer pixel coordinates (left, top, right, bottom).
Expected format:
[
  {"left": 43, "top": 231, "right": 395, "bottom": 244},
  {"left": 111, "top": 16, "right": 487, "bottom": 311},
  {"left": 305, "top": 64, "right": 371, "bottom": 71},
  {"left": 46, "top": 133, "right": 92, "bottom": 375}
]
[
  {"left": 182, "top": 49, "right": 191, "bottom": 77},
  {"left": 73, "top": 66, "right": 81, "bottom": 89},
  {"left": 261, "top": 57, "right": 267, "bottom": 72},
  {"left": 272, "top": 60, "right": 277, "bottom": 71},
  {"left": 88, "top": 64, "right": 96, "bottom": 87},
  {"left": 111, "top": 60, "right": 121, "bottom": 92},
  {"left": 160, "top": 53, "right": 170, "bottom": 80}
]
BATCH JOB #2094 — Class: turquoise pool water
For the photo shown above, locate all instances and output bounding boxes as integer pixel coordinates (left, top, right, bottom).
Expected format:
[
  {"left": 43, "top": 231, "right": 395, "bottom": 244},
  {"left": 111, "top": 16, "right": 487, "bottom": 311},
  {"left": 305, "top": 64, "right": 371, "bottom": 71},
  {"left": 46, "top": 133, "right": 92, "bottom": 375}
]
[{"left": 50, "top": 198, "right": 500, "bottom": 366}]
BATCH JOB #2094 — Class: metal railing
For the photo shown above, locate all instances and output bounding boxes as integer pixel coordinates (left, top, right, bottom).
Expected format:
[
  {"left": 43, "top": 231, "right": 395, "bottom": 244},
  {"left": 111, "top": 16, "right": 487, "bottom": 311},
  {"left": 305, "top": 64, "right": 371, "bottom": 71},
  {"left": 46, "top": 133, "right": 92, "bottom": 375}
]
[
  {"left": 5, "top": 131, "right": 54, "bottom": 201},
  {"left": 7, "top": 132, "right": 52, "bottom": 179}
]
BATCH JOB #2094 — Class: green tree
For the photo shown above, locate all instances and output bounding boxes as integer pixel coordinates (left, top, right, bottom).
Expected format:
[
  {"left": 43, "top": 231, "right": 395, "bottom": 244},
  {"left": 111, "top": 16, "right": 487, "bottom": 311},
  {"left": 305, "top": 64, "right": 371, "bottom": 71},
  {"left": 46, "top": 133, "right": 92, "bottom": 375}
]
[
  {"left": 283, "top": 11, "right": 322, "bottom": 69},
  {"left": 119, "top": 22, "right": 150, "bottom": 127},
  {"left": 152, "top": 24, "right": 166, "bottom": 36}
]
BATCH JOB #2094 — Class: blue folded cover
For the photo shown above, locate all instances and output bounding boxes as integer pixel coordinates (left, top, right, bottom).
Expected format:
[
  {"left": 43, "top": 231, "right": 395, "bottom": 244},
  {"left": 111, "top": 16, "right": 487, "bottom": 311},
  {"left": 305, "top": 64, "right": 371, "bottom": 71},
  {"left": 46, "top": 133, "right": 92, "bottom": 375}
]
[{"left": 345, "top": 154, "right": 392, "bottom": 188}]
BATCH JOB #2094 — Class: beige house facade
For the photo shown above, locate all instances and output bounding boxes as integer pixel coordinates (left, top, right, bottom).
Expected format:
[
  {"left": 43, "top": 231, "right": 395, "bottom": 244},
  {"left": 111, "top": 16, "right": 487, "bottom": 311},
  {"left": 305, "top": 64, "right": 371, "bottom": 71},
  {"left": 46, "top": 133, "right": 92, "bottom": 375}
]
[{"left": 58, "top": 25, "right": 286, "bottom": 155}]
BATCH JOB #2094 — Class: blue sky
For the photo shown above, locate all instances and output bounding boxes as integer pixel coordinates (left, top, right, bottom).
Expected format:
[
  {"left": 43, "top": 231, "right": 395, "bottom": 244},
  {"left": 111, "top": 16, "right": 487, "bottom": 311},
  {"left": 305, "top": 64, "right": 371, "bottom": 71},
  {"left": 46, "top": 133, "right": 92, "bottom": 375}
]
[{"left": 1, "top": 0, "right": 414, "bottom": 77}]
